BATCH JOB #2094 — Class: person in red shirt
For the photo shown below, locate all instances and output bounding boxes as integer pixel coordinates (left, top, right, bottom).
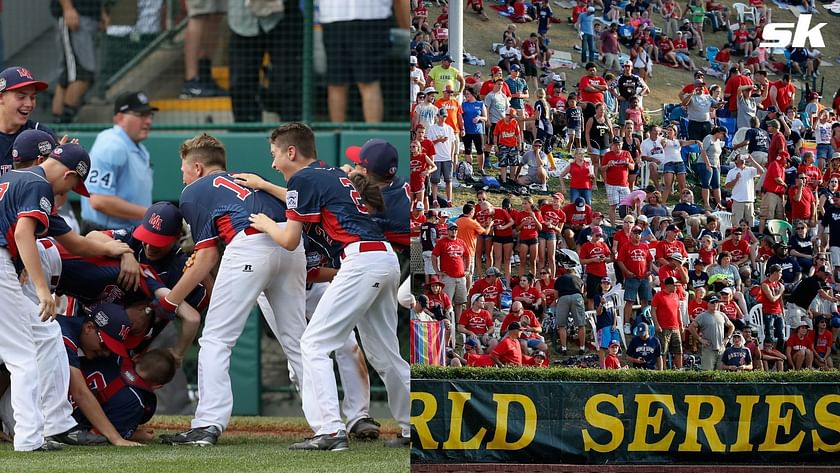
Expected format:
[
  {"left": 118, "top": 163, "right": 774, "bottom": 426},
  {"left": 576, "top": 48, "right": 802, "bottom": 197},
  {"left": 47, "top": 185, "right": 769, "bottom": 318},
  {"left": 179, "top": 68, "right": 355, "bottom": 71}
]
[
  {"left": 501, "top": 301, "right": 548, "bottom": 353},
  {"left": 788, "top": 173, "right": 817, "bottom": 227},
  {"left": 534, "top": 268, "right": 557, "bottom": 312},
  {"left": 766, "top": 120, "right": 788, "bottom": 166},
  {"left": 474, "top": 190, "right": 494, "bottom": 274},
  {"left": 760, "top": 264, "right": 785, "bottom": 349},
  {"left": 539, "top": 193, "right": 566, "bottom": 278},
  {"left": 657, "top": 35, "right": 677, "bottom": 66},
  {"left": 785, "top": 322, "right": 814, "bottom": 370},
  {"left": 604, "top": 340, "right": 622, "bottom": 369},
  {"left": 678, "top": 70, "right": 710, "bottom": 100},
  {"left": 769, "top": 74, "right": 796, "bottom": 114},
  {"left": 410, "top": 202, "right": 427, "bottom": 237},
  {"left": 698, "top": 234, "right": 717, "bottom": 266},
  {"left": 686, "top": 286, "right": 708, "bottom": 352},
  {"left": 718, "top": 287, "right": 745, "bottom": 328},
  {"left": 812, "top": 317, "right": 834, "bottom": 370},
  {"left": 469, "top": 266, "right": 504, "bottom": 311},
  {"left": 515, "top": 197, "right": 544, "bottom": 277},
  {"left": 723, "top": 66, "right": 753, "bottom": 115},
  {"left": 651, "top": 277, "right": 683, "bottom": 368},
  {"left": 562, "top": 198, "right": 593, "bottom": 233},
  {"left": 713, "top": 45, "right": 731, "bottom": 72},
  {"left": 512, "top": 274, "right": 544, "bottom": 315},
  {"left": 579, "top": 226, "right": 612, "bottom": 309},
  {"left": 759, "top": 148, "right": 787, "bottom": 234},
  {"left": 414, "top": 125, "right": 437, "bottom": 166},
  {"left": 490, "top": 201, "right": 516, "bottom": 284},
  {"left": 479, "top": 66, "right": 512, "bottom": 98},
  {"left": 658, "top": 253, "right": 689, "bottom": 300},
  {"left": 493, "top": 109, "right": 523, "bottom": 185},
  {"left": 559, "top": 150, "right": 595, "bottom": 207},
  {"left": 797, "top": 152, "right": 822, "bottom": 193},
  {"left": 655, "top": 225, "right": 688, "bottom": 268},
  {"left": 490, "top": 322, "right": 524, "bottom": 366},
  {"left": 731, "top": 23, "right": 754, "bottom": 61},
  {"left": 432, "top": 223, "right": 469, "bottom": 322},
  {"left": 457, "top": 294, "right": 497, "bottom": 352},
  {"left": 721, "top": 227, "right": 750, "bottom": 267},
  {"left": 617, "top": 226, "right": 653, "bottom": 323},
  {"left": 577, "top": 63, "right": 608, "bottom": 105},
  {"left": 410, "top": 140, "right": 437, "bottom": 209},
  {"left": 601, "top": 137, "right": 634, "bottom": 227}
]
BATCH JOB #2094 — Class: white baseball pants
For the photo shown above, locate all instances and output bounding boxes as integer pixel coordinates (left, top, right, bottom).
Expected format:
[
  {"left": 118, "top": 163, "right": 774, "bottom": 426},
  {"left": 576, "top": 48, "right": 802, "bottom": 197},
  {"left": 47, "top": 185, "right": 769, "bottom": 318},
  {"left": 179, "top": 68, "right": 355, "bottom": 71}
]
[{"left": 192, "top": 228, "right": 307, "bottom": 431}]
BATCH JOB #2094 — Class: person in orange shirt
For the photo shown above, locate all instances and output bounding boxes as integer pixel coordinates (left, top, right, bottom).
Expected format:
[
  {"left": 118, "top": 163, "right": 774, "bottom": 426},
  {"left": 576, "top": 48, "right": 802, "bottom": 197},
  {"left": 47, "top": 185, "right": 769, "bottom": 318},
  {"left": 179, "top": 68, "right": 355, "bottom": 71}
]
[
  {"left": 435, "top": 85, "right": 465, "bottom": 138},
  {"left": 455, "top": 202, "right": 492, "bottom": 291}
]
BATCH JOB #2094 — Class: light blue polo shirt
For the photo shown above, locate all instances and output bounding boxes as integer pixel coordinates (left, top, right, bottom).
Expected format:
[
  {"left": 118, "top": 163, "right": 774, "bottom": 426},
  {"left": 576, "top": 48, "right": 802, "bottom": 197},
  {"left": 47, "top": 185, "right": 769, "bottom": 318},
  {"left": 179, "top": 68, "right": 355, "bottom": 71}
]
[{"left": 80, "top": 125, "right": 153, "bottom": 229}]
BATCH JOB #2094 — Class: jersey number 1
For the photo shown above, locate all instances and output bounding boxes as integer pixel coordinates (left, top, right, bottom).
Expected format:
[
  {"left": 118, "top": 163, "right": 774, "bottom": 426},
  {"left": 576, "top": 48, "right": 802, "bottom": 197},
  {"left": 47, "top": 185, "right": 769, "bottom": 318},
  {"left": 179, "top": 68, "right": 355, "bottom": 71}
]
[
  {"left": 339, "top": 177, "right": 368, "bottom": 214},
  {"left": 213, "top": 176, "right": 251, "bottom": 201}
]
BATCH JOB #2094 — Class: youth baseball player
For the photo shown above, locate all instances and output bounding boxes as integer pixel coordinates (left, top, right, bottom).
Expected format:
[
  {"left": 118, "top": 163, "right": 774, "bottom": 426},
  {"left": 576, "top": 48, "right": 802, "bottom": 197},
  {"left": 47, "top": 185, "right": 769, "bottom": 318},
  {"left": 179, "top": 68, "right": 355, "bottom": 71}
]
[
  {"left": 0, "top": 140, "right": 94, "bottom": 451},
  {"left": 237, "top": 123, "right": 409, "bottom": 450},
  {"left": 159, "top": 133, "right": 307, "bottom": 447},
  {"left": 0, "top": 66, "right": 54, "bottom": 176}
]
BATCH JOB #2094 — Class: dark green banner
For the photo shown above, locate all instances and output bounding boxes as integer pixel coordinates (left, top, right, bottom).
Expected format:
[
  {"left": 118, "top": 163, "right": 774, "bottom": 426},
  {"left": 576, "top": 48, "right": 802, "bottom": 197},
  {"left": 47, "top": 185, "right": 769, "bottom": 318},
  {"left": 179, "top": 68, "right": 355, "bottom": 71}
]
[{"left": 411, "top": 380, "right": 840, "bottom": 463}]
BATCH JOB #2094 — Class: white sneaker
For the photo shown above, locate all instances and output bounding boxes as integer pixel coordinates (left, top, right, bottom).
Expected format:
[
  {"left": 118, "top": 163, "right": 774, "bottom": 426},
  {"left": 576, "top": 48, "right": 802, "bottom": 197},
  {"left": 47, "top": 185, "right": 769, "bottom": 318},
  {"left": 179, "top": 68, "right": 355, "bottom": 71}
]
[{"left": 529, "top": 183, "right": 547, "bottom": 192}]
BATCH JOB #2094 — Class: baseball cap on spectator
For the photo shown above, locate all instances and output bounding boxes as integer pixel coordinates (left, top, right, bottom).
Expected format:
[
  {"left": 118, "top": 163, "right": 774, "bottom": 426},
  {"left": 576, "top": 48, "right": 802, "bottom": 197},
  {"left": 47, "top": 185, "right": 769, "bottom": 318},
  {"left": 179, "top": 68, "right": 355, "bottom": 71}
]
[
  {"left": 532, "top": 139, "right": 544, "bottom": 146},
  {"left": 345, "top": 139, "right": 398, "bottom": 179},
  {"left": 663, "top": 277, "right": 677, "bottom": 286},
  {"left": 637, "top": 215, "right": 648, "bottom": 224},
  {"left": 682, "top": 18, "right": 689, "bottom": 23},
  {"left": 831, "top": 153, "right": 840, "bottom": 161},
  {"left": 534, "top": 351, "right": 546, "bottom": 358},
  {"left": 809, "top": 92, "right": 820, "bottom": 100},
  {"left": 12, "top": 129, "right": 57, "bottom": 163},
  {"left": 591, "top": 226, "right": 604, "bottom": 236},
  {"left": 631, "top": 226, "right": 643, "bottom": 234},
  {"left": 611, "top": 136, "right": 621, "bottom": 144},
  {"left": 552, "top": 192, "right": 564, "bottom": 200},
  {"left": 425, "top": 276, "right": 445, "bottom": 287},
  {"left": 609, "top": 340, "right": 620, "bottom": 347},
  {"left": 48, "top": 143, "right": 90, "bottom": 197},
  {"left": 410, "top": 56, "right": 418, "bottom": 65},
  {"left": 0, "top": 66, "right": 48, "bottom": 93},
  {"left": 766, "top": 106, "right": 777, "bottom": 113},
  {"left": 592, "top": 211, "right": 603, "bottom": 219},
  {"left": 486, "top": 266, "right": 502, "bottom": 277},
  {"left": 669, "top": 253, "right": 685, "bottom": 264},
  {"left": 552, "top": 73, "right": 563, "bottom": 82},
  {"left": 132, "top": 202, "right": 183, "bottom": 247},
  {"left": 575, "top": 196, "right": 586, "bottom": 210},
  {"left": 415, "top": 201, "right": 424, "bottom": 210},
  {"left": 510, "top": 64, "right": 521, "bottom": 72},
  {"left": 634, "top": 322, "right": 649, "bottom": 336},
  {"left": 693, "top": 258, "right": 704, "bottom": 266},
  {"left": 491, "top": 66, "right": 503, "bottom": 75},
  {"left": 733, "top": 227, "right": 743, "bottom": 234},
  {"left": 114, "top": 91, "right": 159, "bottom": 115},
  {"left": 694, "top": 70, "right": 705, "bottom": 77},
  {"left": 587, "top": 6, "right": 595, "bottom": 12},
  {"left": 470, "top": 293, "right": 483, "bottom": 305},
  {"left": 732, "top": 331, "right": 743, "bottom": 339},
  {"left": 423, "top": 87, "right": 437, "bottom": 95},
  {"left": 743, "top": 69, "right": 752, "bottom": 76},
  {"left": 798, "top": 320, "right": 811, "bottom": 329},
  {"left": 705, "top": 294, "right": 720, "bottom": 303},
  {"left": 86, "top": 303, "right": 132, "bottom": 357},
  {"left": 623, "top": 60, "right": 632, "bottom": 67},
  {"left": 507, "top": 321, "right": 521, "bottom": 330},
  {"left": 448, "top": 222, "right": 458, "bottom": 230},
  {"left": 442, "top": 55, "right": 453, "bottom": 62},
  {"left": 720, "top": 287, "right": 733, "bottom": 295},
  {"left": 666, "top": 224, "right": 681, "bottom": 233},
  {"left": 601, "top": 277, "right": 611, "bottom": 284},
  {"left": 437, "top": 108, "right": 448, "bottom": 117}
]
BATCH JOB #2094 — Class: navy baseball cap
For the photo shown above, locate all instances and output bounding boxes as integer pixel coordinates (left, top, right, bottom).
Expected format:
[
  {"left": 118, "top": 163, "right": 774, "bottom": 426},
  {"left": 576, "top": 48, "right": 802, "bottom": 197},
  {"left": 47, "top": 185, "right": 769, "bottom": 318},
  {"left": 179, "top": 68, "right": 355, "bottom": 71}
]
[
  {"left": 510, "top": 64, "right": 521, "bottom": 72},
  {"left": 133, "top": 202, "right": 183, "bottom": 247},
  {"left": 48, "top": 143, "right": 90, "bottom": 197},
  {"left": 12, "top": 129, "right": 57, "bottom": 163},
  {"left": 345, "top": 139, "right": 398, "bottom": 179},
  {"left": 86, "top": 303, "right": 131, "bottom": 358},
  {"left": 0, "top": 66, "right": 48, "bottom": 93},
  {"left": 114, "top": 91, "right": 159, "bottom": 115}
]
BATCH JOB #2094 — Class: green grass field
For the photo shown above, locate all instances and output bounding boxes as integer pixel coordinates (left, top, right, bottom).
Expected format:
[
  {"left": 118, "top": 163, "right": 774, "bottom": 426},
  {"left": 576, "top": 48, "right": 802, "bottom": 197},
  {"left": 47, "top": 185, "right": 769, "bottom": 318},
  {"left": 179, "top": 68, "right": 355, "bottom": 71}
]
[{"left": 0, "top": 416, "right": 409, "bottom": 473}]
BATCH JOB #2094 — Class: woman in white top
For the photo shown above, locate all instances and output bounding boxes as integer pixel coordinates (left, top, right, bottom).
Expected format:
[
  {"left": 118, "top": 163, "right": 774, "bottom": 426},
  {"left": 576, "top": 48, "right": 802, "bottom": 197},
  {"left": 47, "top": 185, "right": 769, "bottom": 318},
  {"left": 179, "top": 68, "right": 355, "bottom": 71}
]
[
  {"left": 814, "top": 109, "right": 833, "bottom": 167},
  {"left": 660, "top": 123, "right": 706, "bottom": 204}
]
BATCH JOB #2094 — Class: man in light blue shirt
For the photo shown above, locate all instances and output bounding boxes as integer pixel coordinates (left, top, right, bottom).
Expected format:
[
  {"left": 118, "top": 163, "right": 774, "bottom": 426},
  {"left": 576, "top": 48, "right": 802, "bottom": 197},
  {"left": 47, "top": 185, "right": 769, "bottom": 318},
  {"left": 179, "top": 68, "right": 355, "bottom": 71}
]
[
  {"left": 577, "top": 7, "right": 596, "bottom": 63},
  {"left": 81, "top": 91, "right": 156, "bottom": 231}
]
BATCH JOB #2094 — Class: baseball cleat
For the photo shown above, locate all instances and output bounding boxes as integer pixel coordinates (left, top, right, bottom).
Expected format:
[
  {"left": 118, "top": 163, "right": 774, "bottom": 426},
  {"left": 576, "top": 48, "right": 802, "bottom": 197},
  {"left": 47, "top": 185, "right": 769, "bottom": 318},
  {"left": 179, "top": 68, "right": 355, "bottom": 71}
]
[
  {"left": 32, "top": 440, "right": 64, "bottom": 451},
  {"left": 47, "top": 425, "right": 108, "bottom": 445},
  {"left": 383, "top": 436, "right": 411, "bottom": 448},
  {"left": 349, "top": 418, "right": 381, "bottom": 440},
  {"left": 160, "top": 426, "right": 220, "bottom": 446},
  {"left": 289, "top": 430, "right": 349, "bottom": 451}
]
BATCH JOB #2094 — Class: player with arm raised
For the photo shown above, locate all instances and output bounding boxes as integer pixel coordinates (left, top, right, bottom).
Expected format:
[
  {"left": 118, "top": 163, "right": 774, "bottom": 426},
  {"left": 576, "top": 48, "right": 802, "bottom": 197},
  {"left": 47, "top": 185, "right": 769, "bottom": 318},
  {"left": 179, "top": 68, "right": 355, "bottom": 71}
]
[
  {"left": 159, "top": 134, "right": 307, "bottom": 447},
  {"left": 235, "top": 123, "right": 410, "bottom": 450}
]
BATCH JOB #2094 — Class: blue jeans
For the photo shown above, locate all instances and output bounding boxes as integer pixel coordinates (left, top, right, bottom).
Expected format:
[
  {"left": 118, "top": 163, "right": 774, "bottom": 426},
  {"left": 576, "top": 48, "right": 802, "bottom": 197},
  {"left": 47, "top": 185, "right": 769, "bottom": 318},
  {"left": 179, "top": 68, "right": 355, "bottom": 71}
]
[
  {"left": 581, "top": 34, "right": 595, "bottom": 63},
  {"left": 764, "top": 313, "right": 785, "bottom": 349},
  {"left": 663, "top": 161, "right": 687, "bottom": 174},
  {"left": 695, "top": 163, "right": 720, "bottom": 190},
  {"left": 624, "top": 277, "right": 652, "bottom": 303},
  {"left": 570, "top": 188, "right": 592, "bottom": 205}
]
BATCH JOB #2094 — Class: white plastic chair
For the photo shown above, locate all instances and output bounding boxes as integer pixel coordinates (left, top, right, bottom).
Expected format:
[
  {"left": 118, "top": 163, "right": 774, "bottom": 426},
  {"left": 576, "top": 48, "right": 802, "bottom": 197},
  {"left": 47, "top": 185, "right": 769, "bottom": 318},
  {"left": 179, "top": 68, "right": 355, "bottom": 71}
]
[
  {"left": 638, "top": 160, "right": 651, "bottom": 189},
  {"left": 748, "top": 303, "right": 764, "bottom": 345},
  {"left": 712, "top": 211, "right": 733, "bottom": 235},
  {"left": 733, "top": 3, "right": 758, "bottom": 25},
  {"left": 686, "top": 252, "right": 699, "bottom": 265}
]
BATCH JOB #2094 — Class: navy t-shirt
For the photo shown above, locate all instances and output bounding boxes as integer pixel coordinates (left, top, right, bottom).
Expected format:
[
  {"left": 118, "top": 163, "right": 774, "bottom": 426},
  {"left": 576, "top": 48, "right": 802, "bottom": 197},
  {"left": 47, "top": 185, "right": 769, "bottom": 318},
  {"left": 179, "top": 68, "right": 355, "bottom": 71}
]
[
  {"left": 0, "top": 168, "right": 53, "bottom": 250},
  {"left": 627, "top": 335, "right": 662, "bottom": 369},
  {"left": 0, "top": 120, "right": 54, "bottom": 176},
  {"left": 374, "top": 177, "right": 411, "bottom": 248}
]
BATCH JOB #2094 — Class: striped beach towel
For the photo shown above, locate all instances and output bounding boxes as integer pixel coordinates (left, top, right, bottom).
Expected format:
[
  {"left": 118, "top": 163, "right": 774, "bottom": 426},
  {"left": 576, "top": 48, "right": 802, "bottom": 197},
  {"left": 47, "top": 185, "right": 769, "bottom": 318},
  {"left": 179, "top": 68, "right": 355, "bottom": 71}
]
[{"left": 410, "top": 320, "right": 446, "bottom": 365}]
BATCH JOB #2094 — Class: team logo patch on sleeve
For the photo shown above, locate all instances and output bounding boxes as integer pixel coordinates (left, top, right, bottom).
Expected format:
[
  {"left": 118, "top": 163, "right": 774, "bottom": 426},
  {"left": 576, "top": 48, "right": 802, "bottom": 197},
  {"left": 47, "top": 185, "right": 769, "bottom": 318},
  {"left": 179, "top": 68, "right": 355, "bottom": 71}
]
[
  {"left": 39, "top": 197, "right": 52, "bottom": 214},
  {"left": 287, "top": 190, "right": 298, "bottom": 209}
]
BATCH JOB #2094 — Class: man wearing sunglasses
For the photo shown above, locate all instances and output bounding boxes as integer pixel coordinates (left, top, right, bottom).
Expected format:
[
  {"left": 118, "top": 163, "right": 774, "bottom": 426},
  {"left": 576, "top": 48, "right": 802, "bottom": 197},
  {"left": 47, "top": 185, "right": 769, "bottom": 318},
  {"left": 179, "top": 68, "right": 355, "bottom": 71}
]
[{"left": 789, "top": 173, "right": 817, "bottom": 230}]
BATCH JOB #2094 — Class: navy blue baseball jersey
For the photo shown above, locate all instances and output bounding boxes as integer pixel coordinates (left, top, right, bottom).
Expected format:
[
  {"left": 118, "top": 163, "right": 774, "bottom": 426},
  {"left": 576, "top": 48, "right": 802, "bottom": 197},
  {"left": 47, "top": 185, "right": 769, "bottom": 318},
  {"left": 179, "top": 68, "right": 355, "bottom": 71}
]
[
  {"left": 286, "top": 163, "right": 385, "bottom": 262},
  {"left": 179, "top": 172, "right": 287, "bottom": 251},
  {"left": 0, "top": 168, "right": 53, "bottom": 254},
  {"left": 75, "top": 355, "right": 157, "bottom": 439},
  {"left": 107, "top": 226, "right": 209, "bottom": 310},
  {"left": 58, "top": 315, "right": 88, "bottom": 369},
  {"left": 373, "top": 176, "right": 411, "bottom": 248},
  {"left": 57, "top": 252, "right": 166, "bottom": 307},
  {"left": 0, "top": 121, "right": 54, "bottom": 175}
]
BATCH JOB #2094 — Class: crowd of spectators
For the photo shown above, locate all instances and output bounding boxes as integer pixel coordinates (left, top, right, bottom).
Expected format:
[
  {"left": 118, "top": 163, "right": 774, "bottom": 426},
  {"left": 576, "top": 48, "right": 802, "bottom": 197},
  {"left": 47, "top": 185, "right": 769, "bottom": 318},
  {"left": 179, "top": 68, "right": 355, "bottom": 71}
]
[{"left": 409, "top": 0, "right": 840, "bottom": 370}]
